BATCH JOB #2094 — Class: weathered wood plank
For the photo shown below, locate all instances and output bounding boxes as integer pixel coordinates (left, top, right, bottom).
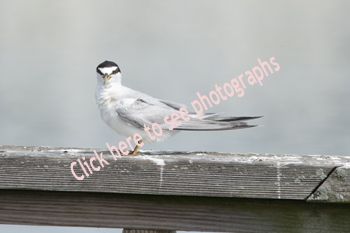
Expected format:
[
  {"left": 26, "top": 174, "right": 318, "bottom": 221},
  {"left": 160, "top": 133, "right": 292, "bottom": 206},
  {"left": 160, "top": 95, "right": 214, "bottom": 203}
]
[
  {"left": 308, "top": 165, "right": 350, "bottom": 202},
  {"left": 1, "top": 145, "right": 349, "bottom": 200},
  {"left": 1, "top": 189, "right": 350, "bottom": 232}
]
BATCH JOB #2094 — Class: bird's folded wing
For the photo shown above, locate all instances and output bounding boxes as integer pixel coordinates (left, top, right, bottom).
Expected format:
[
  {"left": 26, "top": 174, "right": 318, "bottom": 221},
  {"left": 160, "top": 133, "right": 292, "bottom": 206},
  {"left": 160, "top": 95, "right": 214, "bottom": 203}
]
[
  {"left": 172, "top": 119, "right": 255, "bottom": 131},
  {"left": 157, "top": 98, "right": 217, "bottom": 117},
  {"left": 115, "top": 98, "right": 260, "bottom": 131},
  {"left": 157, "top": 99, "right": 187, "bottom": 110},
  {"left": 115, "top": 98, "right": 175, "bottom": 129}
]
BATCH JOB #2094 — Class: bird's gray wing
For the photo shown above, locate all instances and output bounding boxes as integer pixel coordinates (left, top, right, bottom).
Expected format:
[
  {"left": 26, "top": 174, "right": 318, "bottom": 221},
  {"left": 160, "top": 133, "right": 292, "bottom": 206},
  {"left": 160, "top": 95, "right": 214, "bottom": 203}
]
[
  {"left": 116, "top": 97, "right": 260, "bottom": 131},
  {"left": 125, "top": 88, "right": 216, "bottom": 117},
  {"left": 157, "top": 99, "right": 187, "bottom": 110},
  {"left": 115, "top": 98, "right": 174, "bottom": 129},
  {"left": 157, "top": 98, "right": 230, "bottom": 118},
  {"left": 173, "top": 119, "right": 257, "bottom": 131}
]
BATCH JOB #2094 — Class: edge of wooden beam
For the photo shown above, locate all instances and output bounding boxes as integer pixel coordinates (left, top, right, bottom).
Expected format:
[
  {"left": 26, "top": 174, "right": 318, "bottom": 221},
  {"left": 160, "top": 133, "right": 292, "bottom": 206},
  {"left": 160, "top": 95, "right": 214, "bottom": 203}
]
[{"left": 1, "top": 145, "right": 350, "bottom": 202}]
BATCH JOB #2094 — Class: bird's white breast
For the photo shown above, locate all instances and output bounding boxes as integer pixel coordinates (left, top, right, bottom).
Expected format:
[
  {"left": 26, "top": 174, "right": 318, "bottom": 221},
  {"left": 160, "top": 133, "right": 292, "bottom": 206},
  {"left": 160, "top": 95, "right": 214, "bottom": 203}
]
[{"left": 95, "top": 83, "right": 133, "bottom": 136}]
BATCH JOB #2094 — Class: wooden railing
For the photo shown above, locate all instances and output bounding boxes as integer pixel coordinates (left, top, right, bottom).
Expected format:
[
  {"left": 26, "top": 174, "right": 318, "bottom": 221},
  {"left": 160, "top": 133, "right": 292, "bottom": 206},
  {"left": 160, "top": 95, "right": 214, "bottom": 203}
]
[{"left": 0, "top": 145, "right": 349, "bottom": 232}]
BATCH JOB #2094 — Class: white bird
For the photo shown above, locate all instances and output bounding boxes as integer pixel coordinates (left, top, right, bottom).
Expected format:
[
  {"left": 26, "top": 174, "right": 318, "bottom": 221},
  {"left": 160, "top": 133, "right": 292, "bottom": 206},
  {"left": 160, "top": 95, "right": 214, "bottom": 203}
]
[{"left": 95, "top": 60, "right": 261, "bottom": 155}]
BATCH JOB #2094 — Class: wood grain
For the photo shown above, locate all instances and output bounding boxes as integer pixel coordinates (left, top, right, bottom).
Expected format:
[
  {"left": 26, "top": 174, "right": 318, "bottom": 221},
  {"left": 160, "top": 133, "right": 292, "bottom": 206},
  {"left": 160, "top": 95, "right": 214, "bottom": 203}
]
[
  {"left": 1, "top": 189, "right": 350, "bottom": 232},
  {"left": 308, "top": 166, "right": 350, "bottom": 202},
  {"left": 1, "top": 145, "right": 350, "bottom": 201}
]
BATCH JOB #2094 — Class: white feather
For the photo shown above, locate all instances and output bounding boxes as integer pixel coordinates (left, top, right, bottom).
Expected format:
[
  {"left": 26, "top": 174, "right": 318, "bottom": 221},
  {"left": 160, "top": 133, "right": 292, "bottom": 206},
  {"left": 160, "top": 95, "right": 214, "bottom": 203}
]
[{"left": 98, "top": 67, "right": 118, "bottom": 74}]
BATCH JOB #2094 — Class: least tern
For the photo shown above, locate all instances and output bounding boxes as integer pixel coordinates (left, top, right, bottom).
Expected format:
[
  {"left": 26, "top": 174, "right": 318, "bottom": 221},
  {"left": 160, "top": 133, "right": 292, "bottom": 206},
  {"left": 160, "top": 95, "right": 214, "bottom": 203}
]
[{"left": 95, "top": 60, "right": 261, "bottom": 155}]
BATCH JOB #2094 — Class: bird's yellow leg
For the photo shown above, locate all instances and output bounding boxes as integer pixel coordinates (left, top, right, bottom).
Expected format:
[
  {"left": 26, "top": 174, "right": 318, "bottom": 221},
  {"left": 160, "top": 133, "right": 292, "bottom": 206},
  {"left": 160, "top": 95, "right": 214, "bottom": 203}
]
[{"left": 130, "top": 140, "right": 142, "bottom": 156}]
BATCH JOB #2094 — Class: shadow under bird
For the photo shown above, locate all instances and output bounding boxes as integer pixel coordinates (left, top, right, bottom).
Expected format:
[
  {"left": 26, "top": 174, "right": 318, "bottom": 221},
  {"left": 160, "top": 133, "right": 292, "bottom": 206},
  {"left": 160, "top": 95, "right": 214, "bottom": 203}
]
[{"left": 95, "top": 60, "right": 261, "bottom": 155}]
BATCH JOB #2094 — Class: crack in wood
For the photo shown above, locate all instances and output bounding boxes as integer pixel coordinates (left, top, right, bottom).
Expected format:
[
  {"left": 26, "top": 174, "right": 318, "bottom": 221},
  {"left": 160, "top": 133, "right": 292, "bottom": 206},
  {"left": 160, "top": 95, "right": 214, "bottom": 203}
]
[{"left": 306, "top": 166, "right": 340, "bottom": 200}]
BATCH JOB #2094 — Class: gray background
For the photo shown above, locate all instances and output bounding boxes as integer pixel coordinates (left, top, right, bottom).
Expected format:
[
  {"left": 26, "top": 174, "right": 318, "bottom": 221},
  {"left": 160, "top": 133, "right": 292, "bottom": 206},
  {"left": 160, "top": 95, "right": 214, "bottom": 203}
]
[{"left": 0, "top": 0, "right": 349, "bottom": 232}]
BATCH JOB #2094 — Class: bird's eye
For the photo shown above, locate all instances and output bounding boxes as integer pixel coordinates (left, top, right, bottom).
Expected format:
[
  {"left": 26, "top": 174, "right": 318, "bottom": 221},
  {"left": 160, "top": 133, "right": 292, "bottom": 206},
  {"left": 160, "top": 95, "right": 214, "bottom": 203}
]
[{"left": 111, "top": 68, "right": 119, "bottom": 75}]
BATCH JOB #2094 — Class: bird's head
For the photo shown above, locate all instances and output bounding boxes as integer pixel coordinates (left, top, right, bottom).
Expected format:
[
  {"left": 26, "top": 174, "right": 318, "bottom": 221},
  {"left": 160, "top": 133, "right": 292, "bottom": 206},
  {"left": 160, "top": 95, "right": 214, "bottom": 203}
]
[{"left": 96, "top": 60, "right": 121, "bottom": 88}]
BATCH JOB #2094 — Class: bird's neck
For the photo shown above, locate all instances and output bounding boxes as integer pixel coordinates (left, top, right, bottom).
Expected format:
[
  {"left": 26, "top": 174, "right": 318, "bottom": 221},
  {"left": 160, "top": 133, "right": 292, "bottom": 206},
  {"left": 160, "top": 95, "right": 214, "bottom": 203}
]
[{"left": 96, "top": 77, "right": 123, "bottom": 107}]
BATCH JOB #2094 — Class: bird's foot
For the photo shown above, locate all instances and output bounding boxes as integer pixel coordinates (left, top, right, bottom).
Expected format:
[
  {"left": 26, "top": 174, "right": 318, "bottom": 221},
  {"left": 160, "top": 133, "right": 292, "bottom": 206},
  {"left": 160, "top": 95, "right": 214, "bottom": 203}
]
[
  {"left": 127, "top": 142, "right": 142, "bottom": 156},
  {"left": 127, "top": 150, "right": 138, "bottom": 156}
]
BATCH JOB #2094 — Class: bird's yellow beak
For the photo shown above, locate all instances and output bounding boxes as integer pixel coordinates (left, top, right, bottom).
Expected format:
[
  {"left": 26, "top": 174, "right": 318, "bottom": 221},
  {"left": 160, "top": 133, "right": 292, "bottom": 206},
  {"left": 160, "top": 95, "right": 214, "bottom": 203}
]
[{"left": 103, "top": 74, "right": 111, "bottom": 88}]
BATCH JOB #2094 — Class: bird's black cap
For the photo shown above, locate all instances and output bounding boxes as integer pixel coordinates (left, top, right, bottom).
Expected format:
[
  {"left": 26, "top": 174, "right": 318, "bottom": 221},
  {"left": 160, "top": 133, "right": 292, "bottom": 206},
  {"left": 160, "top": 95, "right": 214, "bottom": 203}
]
[{"left": 96, "top": 61, "right": 121, "bottom": 75}]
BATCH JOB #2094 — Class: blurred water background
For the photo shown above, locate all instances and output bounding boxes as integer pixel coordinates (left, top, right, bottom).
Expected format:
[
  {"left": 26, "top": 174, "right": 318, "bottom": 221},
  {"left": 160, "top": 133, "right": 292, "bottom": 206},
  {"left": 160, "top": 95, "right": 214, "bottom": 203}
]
[{"left": 0, "top": 0, "right": 349, "bottom": 232}]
